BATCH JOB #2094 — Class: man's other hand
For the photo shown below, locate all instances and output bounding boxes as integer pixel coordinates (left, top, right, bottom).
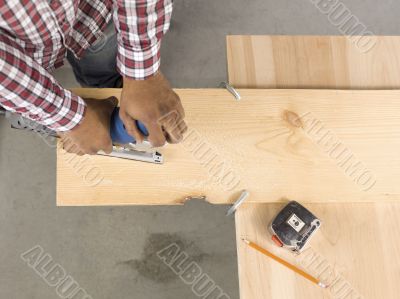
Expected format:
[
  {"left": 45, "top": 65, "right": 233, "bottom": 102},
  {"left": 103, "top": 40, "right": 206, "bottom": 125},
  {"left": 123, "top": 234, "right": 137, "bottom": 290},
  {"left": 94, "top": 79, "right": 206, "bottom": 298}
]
[
  {"left": 59, "top": 97, "right": 117, "bottom": 155},
  {"left": 119, "top": 72, "right": 187, "bottom": 147}
]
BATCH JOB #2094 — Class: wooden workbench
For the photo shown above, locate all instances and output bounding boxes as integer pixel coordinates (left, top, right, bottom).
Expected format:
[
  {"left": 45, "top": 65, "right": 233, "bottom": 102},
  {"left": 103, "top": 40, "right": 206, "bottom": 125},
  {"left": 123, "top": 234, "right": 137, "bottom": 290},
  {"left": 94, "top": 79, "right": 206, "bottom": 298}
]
[{"left": 228, "top": 36, "right": 400, "bottom": 298}]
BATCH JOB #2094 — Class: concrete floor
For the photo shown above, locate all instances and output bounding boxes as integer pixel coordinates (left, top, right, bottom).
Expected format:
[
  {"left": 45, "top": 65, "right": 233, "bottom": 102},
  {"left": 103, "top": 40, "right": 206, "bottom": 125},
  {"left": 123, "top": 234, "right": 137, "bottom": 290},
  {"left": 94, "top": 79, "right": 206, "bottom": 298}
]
[{"left": 1, "top": 1, "right": 399, "bottom": 298}]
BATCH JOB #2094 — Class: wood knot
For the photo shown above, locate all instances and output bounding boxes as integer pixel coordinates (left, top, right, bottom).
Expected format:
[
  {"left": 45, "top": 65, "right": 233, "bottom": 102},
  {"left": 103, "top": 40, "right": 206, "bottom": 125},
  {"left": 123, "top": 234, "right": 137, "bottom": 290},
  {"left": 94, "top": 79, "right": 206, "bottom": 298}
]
[{"left": 282, "top": 110, "right": 303, "bottom": 128}]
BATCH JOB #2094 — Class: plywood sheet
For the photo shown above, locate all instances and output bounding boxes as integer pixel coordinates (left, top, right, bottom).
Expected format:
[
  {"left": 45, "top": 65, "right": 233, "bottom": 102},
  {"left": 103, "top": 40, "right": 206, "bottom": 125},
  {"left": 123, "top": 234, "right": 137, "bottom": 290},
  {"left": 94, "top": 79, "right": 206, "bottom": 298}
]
[
  {"left": 227, "top": 35, "right": 400, "bottom": 299},
  {"left": 57, "top": 88, "right": 400, "bottom": 206}
]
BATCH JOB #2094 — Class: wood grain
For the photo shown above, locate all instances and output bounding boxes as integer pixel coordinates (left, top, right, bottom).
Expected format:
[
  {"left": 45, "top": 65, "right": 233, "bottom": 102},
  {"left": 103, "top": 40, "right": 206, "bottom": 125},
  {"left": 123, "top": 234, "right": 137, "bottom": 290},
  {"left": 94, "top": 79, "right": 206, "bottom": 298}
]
[
  {"left": 57, "top": 88, "right": 400, "bottom": 206},
  {"left": 236, "top": 202, "right": 400, "bottom": 299},
  {"left": 227, "top": 35, "right": 400, "bottom": 89},
  {"left": 228, "top": 35, "right": 400, "bottom": 299}
]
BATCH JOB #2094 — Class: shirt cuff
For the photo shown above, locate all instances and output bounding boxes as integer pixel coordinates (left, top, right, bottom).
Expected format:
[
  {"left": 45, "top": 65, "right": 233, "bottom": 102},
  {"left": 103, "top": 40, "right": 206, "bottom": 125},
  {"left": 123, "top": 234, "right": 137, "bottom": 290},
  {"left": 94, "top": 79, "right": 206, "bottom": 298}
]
[
  {"left": 116, "top": 41, "right": 161, "bottom": 80},
  {"left": 43, "top": 90, "right": 86, "bottom": 132}
]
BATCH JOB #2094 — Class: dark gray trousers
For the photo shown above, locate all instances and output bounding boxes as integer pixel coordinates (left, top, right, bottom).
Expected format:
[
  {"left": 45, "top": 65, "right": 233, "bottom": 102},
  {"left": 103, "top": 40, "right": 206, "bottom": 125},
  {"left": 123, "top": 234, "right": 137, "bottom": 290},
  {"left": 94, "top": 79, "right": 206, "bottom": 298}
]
[{"left": 67, "top": 22, "right": 122, "bottom": 88}]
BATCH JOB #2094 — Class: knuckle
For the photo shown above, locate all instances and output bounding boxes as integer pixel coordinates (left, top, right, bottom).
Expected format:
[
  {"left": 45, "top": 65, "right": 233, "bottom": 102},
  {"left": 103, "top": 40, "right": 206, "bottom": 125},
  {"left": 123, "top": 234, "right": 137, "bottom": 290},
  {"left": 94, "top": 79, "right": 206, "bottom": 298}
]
[
  {"left": 150, "top": 137, "right": 165, "bottom": 147},
  {"left": 167, "top": 126, "right": 180, "bottom": 136},
  {"left": 143, "top": 113, "right": 158, "bottom": 124},
  {"left": 169, "top": 137, "right": 180, "bottom": 144},
  {"left": 172, "top": 132, "right": 183, "bottom": 143},
  {"left": 161, "top": 113, "right": 179, "bottom": 127}
]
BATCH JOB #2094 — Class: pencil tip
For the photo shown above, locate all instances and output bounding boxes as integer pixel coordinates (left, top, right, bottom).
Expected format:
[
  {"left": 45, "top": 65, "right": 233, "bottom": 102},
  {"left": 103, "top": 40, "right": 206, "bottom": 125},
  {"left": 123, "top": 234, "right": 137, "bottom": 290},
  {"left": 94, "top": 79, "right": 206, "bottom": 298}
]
[
  {"left": 318, "top": 282, "right": 328, "bottom": 288},
  {"left": 241, "top": 238, "right": 250, "bottom": 244}
]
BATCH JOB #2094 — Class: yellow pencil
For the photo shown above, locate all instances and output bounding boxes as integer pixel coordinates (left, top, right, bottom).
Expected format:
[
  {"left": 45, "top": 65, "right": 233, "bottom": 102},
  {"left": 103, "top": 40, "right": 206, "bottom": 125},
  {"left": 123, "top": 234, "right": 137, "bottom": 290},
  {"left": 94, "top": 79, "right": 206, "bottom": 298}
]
[{"left": 242, "top": 239, "right": 327, "bottom": 288}]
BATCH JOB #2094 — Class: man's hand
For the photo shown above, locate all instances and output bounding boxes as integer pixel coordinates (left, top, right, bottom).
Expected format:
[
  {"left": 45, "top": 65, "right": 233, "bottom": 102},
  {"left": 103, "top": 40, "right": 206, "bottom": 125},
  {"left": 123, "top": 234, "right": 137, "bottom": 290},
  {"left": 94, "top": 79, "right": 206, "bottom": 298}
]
[
  {"left": 59, "top": 97, "right": 117, "bottom": 155},
  {"left": 119, "top": 72, "right": 187, "bottom": 147}
]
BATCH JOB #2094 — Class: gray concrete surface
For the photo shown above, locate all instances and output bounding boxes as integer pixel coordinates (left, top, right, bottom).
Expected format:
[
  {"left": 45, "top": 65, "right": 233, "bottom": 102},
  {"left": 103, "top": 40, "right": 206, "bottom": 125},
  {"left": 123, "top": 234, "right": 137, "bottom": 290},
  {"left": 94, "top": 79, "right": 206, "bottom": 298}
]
[{"left": 1, "top": 1, "right": 398, "bottom": 298}]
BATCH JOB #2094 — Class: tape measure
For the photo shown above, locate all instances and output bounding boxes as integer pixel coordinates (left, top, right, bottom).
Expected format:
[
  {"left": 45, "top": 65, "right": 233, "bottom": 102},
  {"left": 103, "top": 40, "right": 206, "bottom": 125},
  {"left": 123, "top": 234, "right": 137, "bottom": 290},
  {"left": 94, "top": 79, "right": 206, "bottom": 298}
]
[{"left": 269, "top": 201, "right": 321, "bottom": 253}]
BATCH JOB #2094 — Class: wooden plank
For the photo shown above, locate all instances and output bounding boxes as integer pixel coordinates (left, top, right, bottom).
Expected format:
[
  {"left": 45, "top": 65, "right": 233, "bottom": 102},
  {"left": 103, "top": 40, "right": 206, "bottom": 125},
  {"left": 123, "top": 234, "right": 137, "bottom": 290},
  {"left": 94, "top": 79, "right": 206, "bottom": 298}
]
[
  {"left": 57, "top": 88, "right": 400, "bottom": 206},
  {"left": 227, "top": 35, "right": 400, "bottom": 89},
  {"left": 235, "top": 203, "right": 400, "bottom": 298},
  {"left": 227, "top": 35, "right": 400, "bottom": 299}
]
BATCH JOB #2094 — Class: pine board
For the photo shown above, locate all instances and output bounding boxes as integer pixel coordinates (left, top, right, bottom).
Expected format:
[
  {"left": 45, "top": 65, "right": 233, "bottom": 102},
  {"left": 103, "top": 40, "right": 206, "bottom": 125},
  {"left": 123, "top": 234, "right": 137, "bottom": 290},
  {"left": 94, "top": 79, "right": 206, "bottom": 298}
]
[
  {"left": 57, "top": 88, "right": 400, "bottom": 206},
  {"left": 235, "top": 202, "right": 400, "bottom": 299},
  {"left": 228, "top": 35, "right": 400, "bottom": 299},
  {"left": 227, "top": 35, "right": 400, "bottom": 89}
]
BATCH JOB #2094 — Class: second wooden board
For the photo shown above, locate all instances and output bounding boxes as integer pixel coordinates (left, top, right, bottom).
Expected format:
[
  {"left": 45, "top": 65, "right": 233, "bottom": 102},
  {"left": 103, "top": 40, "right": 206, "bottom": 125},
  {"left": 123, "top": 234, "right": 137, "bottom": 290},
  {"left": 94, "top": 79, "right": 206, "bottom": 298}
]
[
  {"left": 227, "top": 35, "right": 400, "bottom": 299},
  {"left": 57, "top": 88, "right": 400, "bottom": 205},
  {"left": 235, "top": 202, "right": 400, "bottom": 298},
  {"left": 227, "top": 35, "right": 400, "bottom": 89}
]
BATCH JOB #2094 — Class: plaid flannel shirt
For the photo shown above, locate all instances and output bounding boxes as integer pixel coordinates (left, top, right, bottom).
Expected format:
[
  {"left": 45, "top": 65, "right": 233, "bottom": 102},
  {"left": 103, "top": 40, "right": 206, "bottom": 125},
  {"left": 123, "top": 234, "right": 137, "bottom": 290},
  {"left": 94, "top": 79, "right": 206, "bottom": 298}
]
[{"left": 0, "top": 0, "right": 172, "bottom": 131}]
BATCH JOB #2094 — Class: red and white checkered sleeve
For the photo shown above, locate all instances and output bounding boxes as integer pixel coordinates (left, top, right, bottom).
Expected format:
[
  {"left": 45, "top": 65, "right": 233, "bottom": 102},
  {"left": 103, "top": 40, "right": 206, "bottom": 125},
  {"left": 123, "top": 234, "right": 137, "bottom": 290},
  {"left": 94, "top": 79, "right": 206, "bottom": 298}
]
[
  {"left": 113, "top": 0, "right": 173, "bottom": 80},
  {"left": 0, "top": 34, "right": 86, "bottom": 132}
]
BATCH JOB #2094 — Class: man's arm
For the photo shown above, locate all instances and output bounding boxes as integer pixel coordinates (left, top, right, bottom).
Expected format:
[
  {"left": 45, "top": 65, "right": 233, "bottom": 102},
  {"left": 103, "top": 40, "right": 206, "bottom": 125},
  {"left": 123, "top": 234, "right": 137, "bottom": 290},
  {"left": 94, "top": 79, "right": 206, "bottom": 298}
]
[
  {"left": 0, "top": 34, "right": 115, "bottom": 155},
  {"left": 0, "top": 34, "right": 86, "bottom": 131},
  {"left": 113, "top": 0, "right": 173, "bottom": 79},
  {"left": 113, "top": 0, "right": 187, "bottom": 146}
]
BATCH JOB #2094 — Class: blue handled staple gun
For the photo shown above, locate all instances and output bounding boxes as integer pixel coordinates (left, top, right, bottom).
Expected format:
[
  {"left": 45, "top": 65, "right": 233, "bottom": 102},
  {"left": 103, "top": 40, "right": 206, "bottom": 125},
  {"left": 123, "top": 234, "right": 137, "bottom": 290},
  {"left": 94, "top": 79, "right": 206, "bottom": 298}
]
[{"left": 98, "top": 107, "right": 163, "bottom": 163}]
